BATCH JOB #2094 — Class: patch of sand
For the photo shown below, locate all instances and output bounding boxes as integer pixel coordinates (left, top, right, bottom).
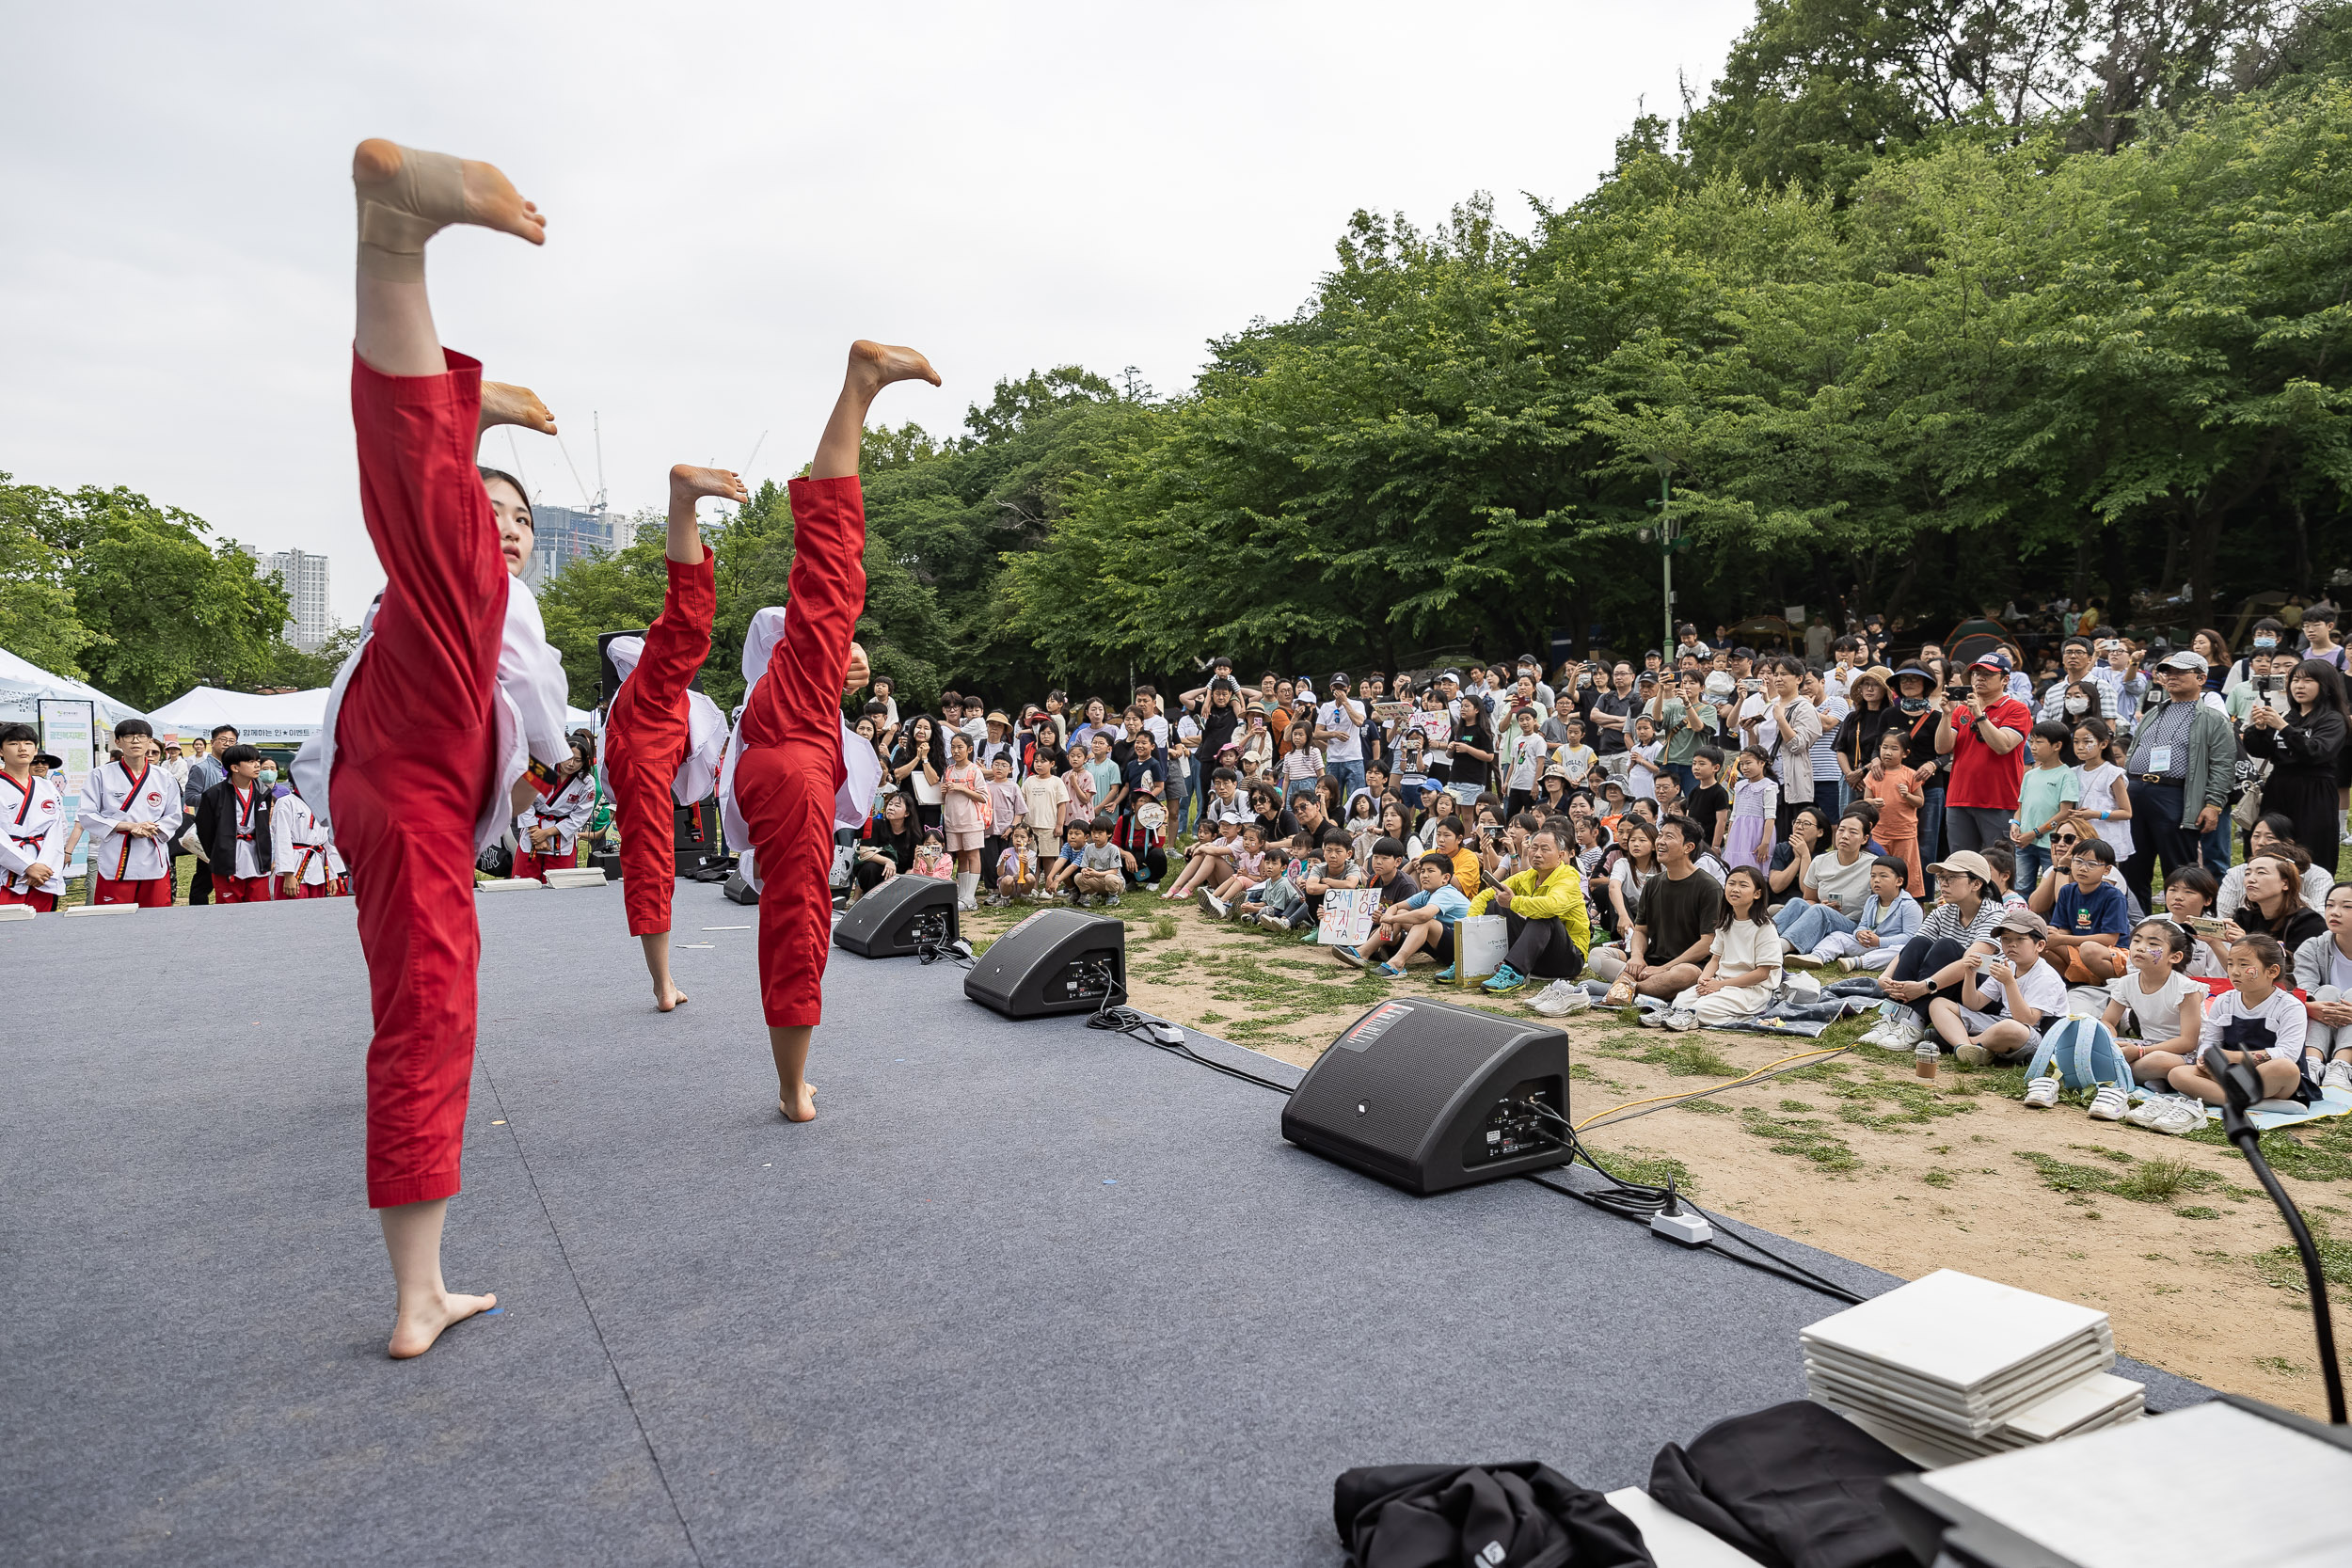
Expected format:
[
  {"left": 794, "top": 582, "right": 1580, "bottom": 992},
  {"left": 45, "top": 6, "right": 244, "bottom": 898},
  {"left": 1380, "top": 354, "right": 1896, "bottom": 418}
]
[{"left": 954, "top": 892, "right": 2350, "bottom": 1418}]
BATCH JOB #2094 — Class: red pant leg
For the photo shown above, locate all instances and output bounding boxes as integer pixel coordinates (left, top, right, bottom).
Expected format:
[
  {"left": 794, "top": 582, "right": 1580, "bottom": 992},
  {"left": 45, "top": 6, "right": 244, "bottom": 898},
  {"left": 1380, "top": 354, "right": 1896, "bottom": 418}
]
[
  {"left": 737, "top": 740, "right": 838, "bottom": 1027},
  {"left": 609, "top": 753, "right": 679, "bottom": 935},
  {"left": 735, "top": 478, "right": 866, "bottom": 1029},
  {"left": 92, "top": 875, "right": 172, "bottom": 908},
  {"left": 0, "top": 885, "right": 58, "bottom": 911},
  {"left": 607, "top": 555, "right": 717, "bottom": 937},
  {"left": 335, "top": 348, "right": 502, "bottom": 1211}
]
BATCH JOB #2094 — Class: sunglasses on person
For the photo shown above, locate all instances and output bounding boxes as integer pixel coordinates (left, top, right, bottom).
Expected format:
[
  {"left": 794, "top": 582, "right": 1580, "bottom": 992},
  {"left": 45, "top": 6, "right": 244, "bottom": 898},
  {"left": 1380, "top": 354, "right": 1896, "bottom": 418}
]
[{"left": 2050, "top": 832, "right": 2080, "bottom": 846}]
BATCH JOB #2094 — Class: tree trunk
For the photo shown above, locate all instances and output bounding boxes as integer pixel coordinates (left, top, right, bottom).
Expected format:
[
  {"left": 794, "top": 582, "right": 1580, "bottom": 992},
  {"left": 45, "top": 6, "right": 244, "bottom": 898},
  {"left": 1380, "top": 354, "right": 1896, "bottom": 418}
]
[
  {"left": 2185, "top": 504, "right": 2226, "bottom": 634},
  {"left": 2100, "top": 521, "right": 2133, "bottom": 628}
]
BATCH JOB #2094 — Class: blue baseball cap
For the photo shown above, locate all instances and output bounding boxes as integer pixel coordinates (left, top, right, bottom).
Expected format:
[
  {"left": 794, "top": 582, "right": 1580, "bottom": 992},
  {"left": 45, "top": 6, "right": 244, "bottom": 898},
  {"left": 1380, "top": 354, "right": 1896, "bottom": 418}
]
[{"left": 1969, "top": 650, "right": 2013, "bottom": 674}]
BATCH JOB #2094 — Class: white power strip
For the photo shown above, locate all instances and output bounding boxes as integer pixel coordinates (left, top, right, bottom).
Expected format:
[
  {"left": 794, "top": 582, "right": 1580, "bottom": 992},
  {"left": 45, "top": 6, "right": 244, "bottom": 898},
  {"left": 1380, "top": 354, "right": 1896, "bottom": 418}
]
[{"left": 1650, "top": 1207, "right": 1714, "bottom": 1246}]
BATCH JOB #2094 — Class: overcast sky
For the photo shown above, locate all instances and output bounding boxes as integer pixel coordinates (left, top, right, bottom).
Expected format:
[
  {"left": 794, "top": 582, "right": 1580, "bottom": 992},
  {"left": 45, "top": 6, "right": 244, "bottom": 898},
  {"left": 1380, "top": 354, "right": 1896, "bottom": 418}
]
[{"left": 3, "top": 1, "right": 1754, "bottom": 626}]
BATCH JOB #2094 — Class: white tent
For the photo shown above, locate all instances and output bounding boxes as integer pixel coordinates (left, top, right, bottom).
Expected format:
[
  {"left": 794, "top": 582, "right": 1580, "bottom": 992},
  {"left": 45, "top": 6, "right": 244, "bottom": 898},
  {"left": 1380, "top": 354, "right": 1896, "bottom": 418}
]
[
  {"left": 0, "top": 646, "right": 148, "bottom": 731},
  {"left": 149, "top": 686, "right": 330, "bottom": 745}
]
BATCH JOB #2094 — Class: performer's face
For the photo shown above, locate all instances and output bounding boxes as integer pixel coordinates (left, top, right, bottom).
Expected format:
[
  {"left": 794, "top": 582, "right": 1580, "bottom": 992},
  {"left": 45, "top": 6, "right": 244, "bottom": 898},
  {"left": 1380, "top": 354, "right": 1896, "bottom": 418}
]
[{"left": 485, "top": 477, "right": 534, "bottom": 577}]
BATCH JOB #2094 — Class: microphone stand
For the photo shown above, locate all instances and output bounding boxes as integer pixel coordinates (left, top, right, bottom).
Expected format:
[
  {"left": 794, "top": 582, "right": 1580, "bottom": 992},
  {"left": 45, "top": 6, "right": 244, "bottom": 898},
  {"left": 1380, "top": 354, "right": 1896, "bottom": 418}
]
[{"left": 2202, "top": 1044, "right": 2346, "bottom": 1424}]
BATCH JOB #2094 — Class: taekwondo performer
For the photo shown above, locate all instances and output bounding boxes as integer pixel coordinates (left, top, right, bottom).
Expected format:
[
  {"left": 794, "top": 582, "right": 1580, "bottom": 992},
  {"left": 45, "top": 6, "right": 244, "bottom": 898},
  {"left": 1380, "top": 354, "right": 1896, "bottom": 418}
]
[
  {"left": 273, "top": 778, "right": 348, "bottom": 898},
  {"left": 290, "top": 138, "right": 571, "bottom": 1358},
  {"left": 601, "top": 464, "right": 741, "bottom": 1010},
  {"left": 80, "top": 719, "right": 183, "bottom": 907},
  {"left": 719, "top": 341, "right": 935, "bottom": 1123},
  {"left": 0, "top": 723, "right": 70, "bottom": 911},
  {"left": 513, "top": 731, "right": 597, "bottom": 881}
]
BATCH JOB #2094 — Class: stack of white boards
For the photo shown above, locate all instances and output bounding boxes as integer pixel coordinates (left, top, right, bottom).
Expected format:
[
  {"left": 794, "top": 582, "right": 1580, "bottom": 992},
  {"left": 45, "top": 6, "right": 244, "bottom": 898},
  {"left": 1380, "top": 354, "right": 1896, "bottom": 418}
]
[
  {"left": 542, "top": 866, "right": 609, "bottom": 889},
  {"left": 1802, "top": 1270, "right": 2142, "bottom": 1465}
]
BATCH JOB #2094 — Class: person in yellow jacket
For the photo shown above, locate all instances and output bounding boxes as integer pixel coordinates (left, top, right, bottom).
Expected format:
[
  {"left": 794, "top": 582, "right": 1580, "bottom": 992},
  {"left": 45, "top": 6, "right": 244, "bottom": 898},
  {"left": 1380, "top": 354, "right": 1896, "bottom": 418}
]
[{"left": 1469, "top": 819, "right": 1591, "bottom": 994}]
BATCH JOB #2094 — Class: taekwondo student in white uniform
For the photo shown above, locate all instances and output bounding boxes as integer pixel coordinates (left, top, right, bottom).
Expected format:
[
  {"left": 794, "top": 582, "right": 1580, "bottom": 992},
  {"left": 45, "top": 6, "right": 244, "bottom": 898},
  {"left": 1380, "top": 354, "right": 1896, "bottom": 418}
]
[
  {"left": 0, "top": 722, "right": 71, "bottom": 911},
  {"left": 513, "top": 736, "right": 596, "bottom": 881},
  {"left": 81, "top": 718, "right": 184, "bottom": 908},
  {"left": 273, "top": 784, "right": 348, "bottom": 898}
]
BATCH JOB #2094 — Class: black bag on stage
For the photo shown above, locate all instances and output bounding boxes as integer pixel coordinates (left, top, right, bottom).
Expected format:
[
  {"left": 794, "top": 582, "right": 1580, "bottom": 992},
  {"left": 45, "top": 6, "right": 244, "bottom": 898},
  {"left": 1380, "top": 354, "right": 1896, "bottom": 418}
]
[
  {"left": 476, "top": 841, "right": 513, "bottom": 879},
  {"left": 1647, "top": 1402, "right": 1915, "bottom": 1568},
  {"left": 1334, "top": 1462, "right": 1653, "bottom": 1568}
]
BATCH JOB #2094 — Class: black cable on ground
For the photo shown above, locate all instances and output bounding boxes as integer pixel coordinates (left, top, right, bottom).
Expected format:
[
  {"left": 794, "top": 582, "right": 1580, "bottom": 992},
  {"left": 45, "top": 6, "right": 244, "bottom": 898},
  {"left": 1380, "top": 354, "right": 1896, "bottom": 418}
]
[
  {"left": 1087, "top": 989, "right": 1296, "bottom": 1097},
  {"left": 1515, "top": 1100, "right": 1867, "bottom": 1307}
]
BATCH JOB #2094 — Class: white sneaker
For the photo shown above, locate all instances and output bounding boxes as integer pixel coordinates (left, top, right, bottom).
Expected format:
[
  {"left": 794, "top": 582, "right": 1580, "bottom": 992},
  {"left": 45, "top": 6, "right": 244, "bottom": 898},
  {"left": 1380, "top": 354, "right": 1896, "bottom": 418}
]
[
  {"left": 2023, "top": 1076, "right": 2062, "bottom": 1109},
  {"left": 1200, "top": 890, "right": 1229, "bottom": 918},
  {"left": 1954, "top": 1041, "right": 1993, "bottom": 1068},
  {"left": 1885, "top": 1016, "right": 1928, "bottom": 1053},
  {"left": 2123, "top": 1095, "right": 2169, "bottom": 1129},
  {"left": 1529, "top": 980, "right": 1591, "bottom": 1018},
  {"left": 1783, "top": 952, "right": 1824, "bottom": 970},
  {"left": 2145, "top": 1098, "right": 2209, "bottom": 1136},
  {"left": 2326, "top": 1059, "right": 2352, "bottom": 1095},
  {"left": 1662, "top": 1010, "right": 1702, "bottom": 1032},
  {"left": 2087, "top": 1084, "right": 2131, "bottom": 1121},
  {"left": 1639, "top": 1006, "right": 1671, "bottom": 1028},
  {"left": 1856, "top": 1019, "right": 1894, "bottom": 1049}
]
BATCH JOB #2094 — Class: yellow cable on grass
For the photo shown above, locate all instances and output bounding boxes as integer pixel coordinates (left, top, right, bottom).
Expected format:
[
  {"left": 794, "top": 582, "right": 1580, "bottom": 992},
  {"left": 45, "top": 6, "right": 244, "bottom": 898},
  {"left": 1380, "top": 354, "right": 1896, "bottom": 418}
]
[{"left": 1573, "top": 1043, "right": 1851, "bottom": 1131}]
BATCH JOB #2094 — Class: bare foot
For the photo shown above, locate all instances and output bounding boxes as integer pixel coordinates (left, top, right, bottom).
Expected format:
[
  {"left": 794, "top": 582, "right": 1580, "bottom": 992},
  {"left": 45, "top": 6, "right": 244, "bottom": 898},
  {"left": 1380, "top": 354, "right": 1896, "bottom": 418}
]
[
  {"left": 655, "top": 985, "right": 690, "bottom": 1012},
  {"left": 776, "top": 1083, "right": 818, "bottom": 1122},
  {"left": 387, "top": 1288, "right": 497, "bottom": 1359},
  {"left": 354, "top": 138, "right": 547, "bottom": 245},
  {"left": 669, "top": 464, "right": 749, "bottom": 508},
  {"left": 847, "top": 340, "right": 941, "bottom": 394},
  {"left": 480, "top": 381, "right": 557, "bottom": 436}
]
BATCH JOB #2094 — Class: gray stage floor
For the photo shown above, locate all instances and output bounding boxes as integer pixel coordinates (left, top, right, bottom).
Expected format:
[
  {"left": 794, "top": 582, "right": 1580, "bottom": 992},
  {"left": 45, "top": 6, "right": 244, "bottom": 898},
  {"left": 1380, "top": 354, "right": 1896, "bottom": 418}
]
[{"left": 0, "top": 882, "right": 2206, "bottom": 1566}]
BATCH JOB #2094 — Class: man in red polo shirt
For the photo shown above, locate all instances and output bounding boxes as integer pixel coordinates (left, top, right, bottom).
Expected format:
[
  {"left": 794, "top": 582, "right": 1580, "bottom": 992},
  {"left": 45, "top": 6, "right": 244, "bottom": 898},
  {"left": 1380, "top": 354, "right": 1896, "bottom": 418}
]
[{"left": 1934, "top": 651, "right": 2032, "bottom": 855}]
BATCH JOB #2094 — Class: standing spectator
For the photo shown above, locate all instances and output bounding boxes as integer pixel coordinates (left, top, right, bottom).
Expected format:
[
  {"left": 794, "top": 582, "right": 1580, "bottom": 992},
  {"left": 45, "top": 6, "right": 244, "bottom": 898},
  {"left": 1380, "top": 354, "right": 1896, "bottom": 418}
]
[
  {"left": 890, "top": 715, "right": 945, "bottom": 829},
  {"left": 2222, "top": 621, "right": 2284, "bottom": 695},
  {"left": 183, "top": 723, "right": 238, "bottom": 905},
  {"left": 1860, "top": 731, "right": 1926, "bottom": 895},
  {"left": 1886, "top": 665, "right": 1947, "bottom": 867},
  {"left": 2062, "top": 717, "right": 2134, "bottom": 866},
  {"left": 1501, "top": 705, "right": 1549, "bottom": 814},
  {"left": 1802, "top": 670, "right": 1847, "bottom": 811},
  {"left": 979, "top": 753, "right": 1025, "bottom": 895},
  {"left": 1737, "top": 656, "right": 1822, "bottom": 838},
  {"left": 940, "top": 732, "right": 989, "bottom": 911},
  {"left": 2242, "top": 659, "right": 2350, "bottom": 867},
  {"left": 2037, "top": 637, "right": 2121, "bottom": 724},
  {"left": 1120, "top": 730, "right": 1170, "bottom": 888},
  {"left": 2009, "top": 721, "right": 2081, "bottom": 892},
  {"left": 1661, "top": 672, "right": 1717, "bottom": 795},
  {"left": 1832, "top": 667, "right": 1895, "bottom": 807},
  {"left": 2120, "top": 650, "right": 2238, "bottom": 912},
  {"left": 1444, "top": 695, "right": 1497, "bottom": 801},
  {"left": 1589, "top": 662, "right": 1639, "bottom": 777},
  {"left": 1934, "top": 651, "right": 2032, "bottom": 854},
  {"left": 1275, "top": 713, "right": 1325, "bottom": 795}
]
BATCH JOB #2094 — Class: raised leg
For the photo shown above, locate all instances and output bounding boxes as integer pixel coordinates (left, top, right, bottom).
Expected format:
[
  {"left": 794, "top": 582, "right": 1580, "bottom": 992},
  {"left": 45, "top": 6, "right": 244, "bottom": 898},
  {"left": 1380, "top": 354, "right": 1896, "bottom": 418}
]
[
  {"left": 352, "top": 138, "right": 544, "bottom": 378},
  {"left": 667, "top": 464, "right": 745, "bottom": 567},
  {"left": 812, "top": 341, "right": 940, "bottom": 480}
]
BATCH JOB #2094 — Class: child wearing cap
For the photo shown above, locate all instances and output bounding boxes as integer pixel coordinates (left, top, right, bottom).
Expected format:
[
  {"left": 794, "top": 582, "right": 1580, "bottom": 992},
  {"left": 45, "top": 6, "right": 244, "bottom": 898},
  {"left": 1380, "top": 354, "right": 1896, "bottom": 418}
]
[{"left": 1926, "top": 908, "right": 2068, "bottom": 1066}]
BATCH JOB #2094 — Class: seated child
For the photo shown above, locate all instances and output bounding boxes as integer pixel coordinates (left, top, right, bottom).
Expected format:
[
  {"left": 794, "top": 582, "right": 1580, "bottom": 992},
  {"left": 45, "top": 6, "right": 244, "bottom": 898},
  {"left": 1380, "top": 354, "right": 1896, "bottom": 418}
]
[
  {"left": 1927, "top": 907, "right": 2068, "bottom": 1066},
  {"left": 1071, "top": 815, "right": 1136, "bottom": 907},
  {"left": 2043, "top": 834, "right": 2131, "bottom": 984},
  {"left": 911, "top": 829, "right": 954, "bottom": 882},
  {"left": 2099, "top": 917, "right": 2204, "bottom": 1085},
  {"left": 1198, "top": 824, "right": 1271, "bottom": 919},
  {"left": 2297, "top": 882, "right": 2352, "bottom": 1092},
  {"left": 2135, "top": 932, "right": 2316, "bottom": 1135},
  {"left": 1044, "top": 820, "right": 1089, "bottom": 897},
  {"left": 2160, "top": 864, "right": 2231, "bottom": 978},
  {"left": 1285, "top": 829, "right": 1366, "bottom": 940},
  {"left": 1340, "top": 853, "right": 1470, "bottom": 976},
  {"left": 1788, "top": 855, "right": 1920, "bottom": 971},
  {"left": 993, "top": 821, "right": 1039, "bottom": 904},
  {"left": 1657, "top": 865, "right": 1784, "bottom": 1031}
]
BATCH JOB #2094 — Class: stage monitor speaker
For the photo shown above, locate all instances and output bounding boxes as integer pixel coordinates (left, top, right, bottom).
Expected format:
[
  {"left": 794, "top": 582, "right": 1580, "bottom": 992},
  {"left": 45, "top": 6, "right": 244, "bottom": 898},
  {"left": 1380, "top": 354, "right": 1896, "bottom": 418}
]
[
  {"left": 1280, "top": 996, "right": 1570, "bottom": 1196},
  {"left": 833, "top": 874, "right": 957, "bottom": 958},
  {"left": 723, "top": 871, "right": 759, "bottom": 906},
  {"left": 963, "top": 908, "right": 1125, "bottom": 1018},
  {"left": 673, "top": 796, "right": 721, "bottom": 875}
]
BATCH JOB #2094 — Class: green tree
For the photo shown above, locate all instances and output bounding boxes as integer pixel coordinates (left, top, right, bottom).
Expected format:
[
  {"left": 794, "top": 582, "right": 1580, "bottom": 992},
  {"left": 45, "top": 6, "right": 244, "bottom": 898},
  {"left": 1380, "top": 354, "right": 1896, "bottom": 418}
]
[{"left": 0, "top": 473, "right": 97, "bottom": 678}]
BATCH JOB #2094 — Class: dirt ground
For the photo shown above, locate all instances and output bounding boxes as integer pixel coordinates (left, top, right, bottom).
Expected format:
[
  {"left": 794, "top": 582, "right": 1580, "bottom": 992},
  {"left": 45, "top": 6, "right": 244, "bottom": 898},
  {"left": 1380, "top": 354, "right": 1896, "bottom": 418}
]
[{"left": 957, "top": 890, "right": 2352, "bottom": 1421}]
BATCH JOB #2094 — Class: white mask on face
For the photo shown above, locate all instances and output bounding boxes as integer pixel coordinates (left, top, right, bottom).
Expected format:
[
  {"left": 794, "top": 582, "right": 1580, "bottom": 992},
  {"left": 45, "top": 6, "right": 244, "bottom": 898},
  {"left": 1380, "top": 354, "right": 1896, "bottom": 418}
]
[{"left": 2065, "top": 696, "right": 2090, "bottom": 715}]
